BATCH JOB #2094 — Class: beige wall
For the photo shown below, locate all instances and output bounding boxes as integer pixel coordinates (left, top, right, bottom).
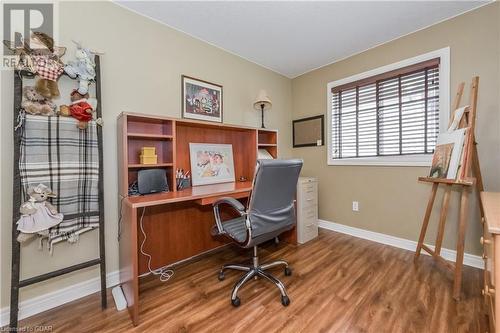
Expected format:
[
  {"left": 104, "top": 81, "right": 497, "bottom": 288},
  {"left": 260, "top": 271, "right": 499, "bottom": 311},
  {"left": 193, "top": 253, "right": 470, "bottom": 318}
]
[
  {"left": 291, "top": 3, "right": 500, "bottom": 256},
  {"left": 0, "top": 1, "right": 292, "bottom": 307}
]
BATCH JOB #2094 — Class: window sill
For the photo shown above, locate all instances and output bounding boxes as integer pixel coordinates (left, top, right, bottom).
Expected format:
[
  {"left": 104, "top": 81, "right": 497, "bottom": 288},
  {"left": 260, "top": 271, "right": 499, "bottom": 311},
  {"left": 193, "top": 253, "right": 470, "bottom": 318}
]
[{"left": 327, "top": 154, "right": 432, "bottom": 167}]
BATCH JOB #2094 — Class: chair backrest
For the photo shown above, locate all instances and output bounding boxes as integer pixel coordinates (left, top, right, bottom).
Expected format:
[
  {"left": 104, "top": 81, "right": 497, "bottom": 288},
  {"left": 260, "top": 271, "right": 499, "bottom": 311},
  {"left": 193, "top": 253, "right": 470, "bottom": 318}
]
[{"left": 247, "top": 159, "right": 303, "bottom": 237}]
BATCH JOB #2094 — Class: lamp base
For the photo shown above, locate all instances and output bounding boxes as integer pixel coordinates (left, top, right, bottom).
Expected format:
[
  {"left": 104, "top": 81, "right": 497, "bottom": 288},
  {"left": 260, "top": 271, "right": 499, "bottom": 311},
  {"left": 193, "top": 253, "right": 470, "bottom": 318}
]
[{"left": 261, "top": 105, "right": 265, "bottom": 129}]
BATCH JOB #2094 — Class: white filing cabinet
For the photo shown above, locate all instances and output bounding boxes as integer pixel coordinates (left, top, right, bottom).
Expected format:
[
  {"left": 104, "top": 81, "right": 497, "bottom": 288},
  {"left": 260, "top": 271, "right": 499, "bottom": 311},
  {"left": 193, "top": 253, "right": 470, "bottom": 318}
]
[{"left": 297, "top": 177, "right": 318, "bottom": 244}]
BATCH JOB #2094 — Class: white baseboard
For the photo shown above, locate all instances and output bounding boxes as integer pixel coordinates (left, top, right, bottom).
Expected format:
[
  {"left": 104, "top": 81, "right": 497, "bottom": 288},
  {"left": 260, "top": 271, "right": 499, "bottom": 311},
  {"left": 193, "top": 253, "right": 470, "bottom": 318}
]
[
  {"left": 318, "top": 219, "right": 483, "bottom": 269},
  {"left": 0, "top": 270, "right": 120, "bottom": 327}
]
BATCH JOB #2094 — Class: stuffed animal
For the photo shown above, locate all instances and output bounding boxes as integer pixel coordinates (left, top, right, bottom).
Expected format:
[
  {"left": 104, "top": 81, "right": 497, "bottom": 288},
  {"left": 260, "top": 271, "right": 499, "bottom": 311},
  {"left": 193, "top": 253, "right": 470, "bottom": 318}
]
[
  {"left": 16, "top": 184, "right": 63, "bottom": 243},
  {"left": 21, "top": 86, "right": 56, "bottom": 116},
  {"left": 64, "top": 41, "right": 96, "bottom": 95},
  {"left": 59, "top": 90, "right": 100, "bottom": 129}
]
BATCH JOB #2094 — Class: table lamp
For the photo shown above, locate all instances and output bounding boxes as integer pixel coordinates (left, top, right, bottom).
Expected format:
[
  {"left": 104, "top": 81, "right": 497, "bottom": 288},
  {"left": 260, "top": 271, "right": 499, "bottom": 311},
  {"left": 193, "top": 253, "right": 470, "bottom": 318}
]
[{"left": 253, "top": 90, "right": 272, "bottom": 128}]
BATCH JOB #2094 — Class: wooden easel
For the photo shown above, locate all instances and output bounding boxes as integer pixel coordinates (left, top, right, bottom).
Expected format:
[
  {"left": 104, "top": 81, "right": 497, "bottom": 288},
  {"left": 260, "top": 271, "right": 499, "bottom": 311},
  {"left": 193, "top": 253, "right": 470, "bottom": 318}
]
[{"left": 414, "top": 76, "right": 484, "bottom": 300}]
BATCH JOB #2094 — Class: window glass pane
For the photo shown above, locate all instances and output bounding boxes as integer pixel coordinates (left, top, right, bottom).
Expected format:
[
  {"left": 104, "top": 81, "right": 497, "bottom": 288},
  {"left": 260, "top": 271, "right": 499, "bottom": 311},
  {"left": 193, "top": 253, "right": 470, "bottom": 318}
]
[
  {"left": 378, "top": 77, "right": 400, "bottom": 156},
  {"left": 358, "top": 84, "right": 377, "bottom": 157}
]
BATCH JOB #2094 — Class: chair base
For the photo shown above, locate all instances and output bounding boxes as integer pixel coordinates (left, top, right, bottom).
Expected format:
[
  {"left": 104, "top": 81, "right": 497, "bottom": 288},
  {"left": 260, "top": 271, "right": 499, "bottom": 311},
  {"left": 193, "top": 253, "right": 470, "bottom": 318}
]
[{"left": 218, "top": 246, "right": 292, "bottom": 307}]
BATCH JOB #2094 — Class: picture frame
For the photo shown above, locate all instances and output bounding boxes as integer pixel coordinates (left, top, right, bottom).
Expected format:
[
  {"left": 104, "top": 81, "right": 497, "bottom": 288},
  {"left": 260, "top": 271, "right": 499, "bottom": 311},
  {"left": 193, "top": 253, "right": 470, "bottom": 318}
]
[
  {"left": 189, "top": 143, "right": 235, "bottom": 186},
  {"left": 431, "top": 127, "right": 467, "bottom": 179},
  {"left": 292, "top": 115, "right": 325, "bottom": 148},
  {"left": 182, "top": 75, "right": 223, "bottom": 123}
]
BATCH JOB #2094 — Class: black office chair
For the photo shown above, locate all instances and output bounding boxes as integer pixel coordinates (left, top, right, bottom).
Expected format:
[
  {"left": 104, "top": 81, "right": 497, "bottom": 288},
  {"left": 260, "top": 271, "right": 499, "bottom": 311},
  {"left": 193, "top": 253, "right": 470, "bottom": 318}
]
[{"left": 212, "top": 159, "right": 303, "bottom": 307}]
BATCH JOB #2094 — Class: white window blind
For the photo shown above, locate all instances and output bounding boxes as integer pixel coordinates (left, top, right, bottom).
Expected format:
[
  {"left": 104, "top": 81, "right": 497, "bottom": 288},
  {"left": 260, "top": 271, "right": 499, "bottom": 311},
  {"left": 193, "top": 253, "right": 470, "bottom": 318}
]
[{"left": 330, "top": 59, "right": 440, "bottom": 160}]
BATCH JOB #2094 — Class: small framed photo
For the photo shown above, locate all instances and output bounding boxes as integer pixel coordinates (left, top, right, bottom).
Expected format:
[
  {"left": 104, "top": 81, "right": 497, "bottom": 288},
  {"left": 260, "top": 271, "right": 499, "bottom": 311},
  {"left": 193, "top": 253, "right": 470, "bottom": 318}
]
[
  {"left": 182, "top": 75, "right": 223, "bottom": 123},
  {"left": 189, "top": 143, "right": 235, "bottom": 186},
  {"left": 292, "top": 115, "right": 325, "bottom": 148}
]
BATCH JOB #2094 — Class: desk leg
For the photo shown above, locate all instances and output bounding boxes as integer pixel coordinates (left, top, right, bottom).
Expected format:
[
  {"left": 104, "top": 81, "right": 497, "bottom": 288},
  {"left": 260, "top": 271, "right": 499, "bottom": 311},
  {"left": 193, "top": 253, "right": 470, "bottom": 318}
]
[
  {"left": 494, "top": 235, "right": 500, "bottom": 332},
  {"left": 119, "top": 201, "right": 139, "bottom": 326}
]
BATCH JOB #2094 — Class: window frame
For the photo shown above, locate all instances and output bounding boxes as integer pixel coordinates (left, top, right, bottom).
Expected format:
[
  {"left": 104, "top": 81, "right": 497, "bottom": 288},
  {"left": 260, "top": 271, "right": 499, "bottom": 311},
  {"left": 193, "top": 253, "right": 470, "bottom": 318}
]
[{"left": 326, "top": 47, "right": 450, "bottom": 166}]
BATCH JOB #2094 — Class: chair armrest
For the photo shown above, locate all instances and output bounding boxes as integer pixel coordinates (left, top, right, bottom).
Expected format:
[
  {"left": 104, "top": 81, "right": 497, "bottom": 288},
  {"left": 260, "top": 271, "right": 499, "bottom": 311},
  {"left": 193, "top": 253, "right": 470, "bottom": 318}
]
[
  {"left": 213, "top": 197, "right": 246, "bottom": 212},
  {"left": 212, "top": 197, "right": 247, "bottom": 234}
]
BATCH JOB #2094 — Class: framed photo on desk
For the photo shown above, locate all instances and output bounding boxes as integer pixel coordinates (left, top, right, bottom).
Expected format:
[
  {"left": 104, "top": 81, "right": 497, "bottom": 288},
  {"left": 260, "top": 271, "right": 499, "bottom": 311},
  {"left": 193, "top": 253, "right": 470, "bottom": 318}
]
[{"left": 189, "top": 143, "right": 235, "bottom": 186}]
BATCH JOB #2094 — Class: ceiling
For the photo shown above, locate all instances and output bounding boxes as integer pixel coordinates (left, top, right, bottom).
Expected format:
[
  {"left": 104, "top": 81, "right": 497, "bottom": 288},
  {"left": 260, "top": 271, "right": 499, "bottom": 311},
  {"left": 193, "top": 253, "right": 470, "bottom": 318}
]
[{"left": 116, "top": 1, "right": 489, "bottom": 78}]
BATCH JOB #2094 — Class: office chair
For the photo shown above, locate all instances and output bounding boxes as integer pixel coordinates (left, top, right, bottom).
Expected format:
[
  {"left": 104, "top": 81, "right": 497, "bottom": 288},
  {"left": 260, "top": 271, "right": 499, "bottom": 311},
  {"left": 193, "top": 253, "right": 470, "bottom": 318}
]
[{"left": 212, "top": 159, "right": 303, "bottom": 307}]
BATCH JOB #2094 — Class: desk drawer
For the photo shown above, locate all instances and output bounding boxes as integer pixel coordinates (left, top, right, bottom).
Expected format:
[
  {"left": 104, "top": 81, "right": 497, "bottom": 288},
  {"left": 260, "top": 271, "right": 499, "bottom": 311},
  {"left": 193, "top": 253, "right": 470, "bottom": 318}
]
[
  {"left": 483, "top": 229, "right": 495, "bottom": 288},
  {"left": 195, "top": 191, "right": 250, "bottom": 206}
]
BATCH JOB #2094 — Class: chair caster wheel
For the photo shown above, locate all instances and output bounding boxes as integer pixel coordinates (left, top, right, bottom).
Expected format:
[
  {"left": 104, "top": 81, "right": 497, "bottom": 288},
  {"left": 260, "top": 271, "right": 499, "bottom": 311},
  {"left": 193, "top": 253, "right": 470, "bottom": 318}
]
[
  {"left": 281, "top": 295, "right": 290, "bottom": 306},
  {"left": 284, "top": 267, "right": 292, "bottom": 276},
  {"left": 231, "top": 297, "right": 241, "bottom": 307},
  {"left": 218, "top": 271, "right": 225, "bottom": 281}
]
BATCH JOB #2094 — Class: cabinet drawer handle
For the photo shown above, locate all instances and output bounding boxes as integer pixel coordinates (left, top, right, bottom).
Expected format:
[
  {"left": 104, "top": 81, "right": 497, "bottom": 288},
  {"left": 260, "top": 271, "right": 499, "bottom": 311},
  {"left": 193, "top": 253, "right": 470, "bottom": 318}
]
[
  {"left": 482, "top": 285, "right": 495, "bottom": 296},
  {"left": 482, "top": 253, "right": 488, "bottom": 260},
  {"left": 481, "top": 217, "right": 485, "bottom": 225},
  {"left": 480, "top": 237, "right": 491, "bottom": 245}
]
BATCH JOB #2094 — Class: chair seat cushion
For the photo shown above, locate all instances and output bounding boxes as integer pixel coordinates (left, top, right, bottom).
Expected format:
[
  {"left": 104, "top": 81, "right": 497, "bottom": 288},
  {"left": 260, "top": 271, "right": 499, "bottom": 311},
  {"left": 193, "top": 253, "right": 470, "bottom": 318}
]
[{"left": 217, "top": 216, "right": 248, "bottom": 243}]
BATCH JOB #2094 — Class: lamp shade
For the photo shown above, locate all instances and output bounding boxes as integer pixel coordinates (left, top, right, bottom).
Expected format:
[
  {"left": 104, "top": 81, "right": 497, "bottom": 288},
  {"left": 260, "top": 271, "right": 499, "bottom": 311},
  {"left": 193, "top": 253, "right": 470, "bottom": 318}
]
[{"left": 253, "top": 90, "right": 272, "bottom": 111}]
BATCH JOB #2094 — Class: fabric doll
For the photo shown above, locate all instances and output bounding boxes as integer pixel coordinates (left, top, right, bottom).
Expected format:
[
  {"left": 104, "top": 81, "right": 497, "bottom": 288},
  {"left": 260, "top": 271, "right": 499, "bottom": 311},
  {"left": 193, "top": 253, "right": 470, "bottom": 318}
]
[
  {"left": 17, "top": 184, "right": 64, "bottom": 244},
  {"left": 64, "top": 41, "right": 96, "bottom": 95}
]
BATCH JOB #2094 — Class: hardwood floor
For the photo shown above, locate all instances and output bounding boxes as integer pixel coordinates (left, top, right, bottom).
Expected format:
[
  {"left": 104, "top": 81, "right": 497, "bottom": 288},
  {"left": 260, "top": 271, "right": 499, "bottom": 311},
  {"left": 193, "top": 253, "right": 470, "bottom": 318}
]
[{"left": 18, "top": 229, "right": 486, "bottom": 332}]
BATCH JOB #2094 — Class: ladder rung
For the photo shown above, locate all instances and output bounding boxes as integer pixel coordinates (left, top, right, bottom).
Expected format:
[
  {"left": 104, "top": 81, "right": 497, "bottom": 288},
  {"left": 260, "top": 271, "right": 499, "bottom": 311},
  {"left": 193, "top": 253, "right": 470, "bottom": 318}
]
[{"left": 19, "top": 258, "right": 102, "bottom": 288}]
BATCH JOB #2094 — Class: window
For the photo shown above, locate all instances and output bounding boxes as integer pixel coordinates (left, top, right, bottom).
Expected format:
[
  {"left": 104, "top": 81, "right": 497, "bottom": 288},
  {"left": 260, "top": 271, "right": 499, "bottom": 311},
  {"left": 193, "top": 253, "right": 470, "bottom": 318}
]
[{"left": 327, "top": 48, "right": 450, "bottom": 166}]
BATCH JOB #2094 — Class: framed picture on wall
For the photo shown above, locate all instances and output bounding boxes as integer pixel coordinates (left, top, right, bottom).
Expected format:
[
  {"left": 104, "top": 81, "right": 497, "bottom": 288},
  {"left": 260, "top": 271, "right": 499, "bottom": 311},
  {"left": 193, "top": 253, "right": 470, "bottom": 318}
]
[
  {"left": 182, "top": 75, "right": 223, "bottom": 123},
  {"left": 189, "top": 143, "right": 235, "bottom": 186},
  {"left": 292, "top": 115, "right": 325, "bottom": 147}
]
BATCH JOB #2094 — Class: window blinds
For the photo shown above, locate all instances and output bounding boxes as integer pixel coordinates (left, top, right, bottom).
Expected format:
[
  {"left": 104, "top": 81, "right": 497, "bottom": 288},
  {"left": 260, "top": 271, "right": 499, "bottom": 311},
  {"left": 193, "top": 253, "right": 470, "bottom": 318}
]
[{"left": 331, "top": 59, "right": 440, "bottom": 159}]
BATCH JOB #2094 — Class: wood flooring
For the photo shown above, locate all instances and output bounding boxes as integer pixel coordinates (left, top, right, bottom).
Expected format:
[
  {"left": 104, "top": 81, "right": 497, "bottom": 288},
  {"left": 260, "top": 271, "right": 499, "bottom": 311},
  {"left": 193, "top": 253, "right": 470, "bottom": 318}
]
[{"left": 17, "top": 229, "right": 486, "bottom": 332}]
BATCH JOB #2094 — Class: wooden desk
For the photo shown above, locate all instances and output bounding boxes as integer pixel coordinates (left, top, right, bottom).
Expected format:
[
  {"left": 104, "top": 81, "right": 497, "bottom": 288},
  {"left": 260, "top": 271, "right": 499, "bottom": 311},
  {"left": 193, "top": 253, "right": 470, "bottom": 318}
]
[
  {"left": 117, "top": 113, "right": 294, "bottom": 326},
  {"left": 126, "top": 181, "right": 253, "bottom": 208},
  {"left": 480, "top": 192, "right": 500, "bottom": 333},
  {"left": 119, "top": 182, "right": 253, "bottom": 326}
]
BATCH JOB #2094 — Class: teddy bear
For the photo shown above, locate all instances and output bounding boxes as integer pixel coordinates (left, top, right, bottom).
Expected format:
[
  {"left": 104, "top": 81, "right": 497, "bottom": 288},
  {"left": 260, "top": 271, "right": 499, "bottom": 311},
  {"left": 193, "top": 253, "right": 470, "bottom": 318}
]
[
  {"left": 64, "top": 41, "right": 96, "bottom": 95},
  {"left": 16, "top": 184, "right": 64, "bottom": 244},
  {"left": 21, "top": 86, "right": 57, "bottom": 116},
  {"left": 59, "top": 90, "right": 98, "bottom": 129}
]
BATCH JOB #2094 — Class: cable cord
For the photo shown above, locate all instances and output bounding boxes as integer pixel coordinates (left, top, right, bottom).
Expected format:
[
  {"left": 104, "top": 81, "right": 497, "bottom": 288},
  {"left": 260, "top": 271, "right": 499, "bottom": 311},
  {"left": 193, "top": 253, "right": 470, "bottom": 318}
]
[{"left": 139, "top": 207, "right": 174, "bottom": 282}]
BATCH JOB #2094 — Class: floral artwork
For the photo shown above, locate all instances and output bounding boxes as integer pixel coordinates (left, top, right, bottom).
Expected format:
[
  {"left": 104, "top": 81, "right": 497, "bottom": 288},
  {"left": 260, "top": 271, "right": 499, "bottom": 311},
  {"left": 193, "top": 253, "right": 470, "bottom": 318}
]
[{"left": 189, "top": 143, "right": 235, "bottom": 186}]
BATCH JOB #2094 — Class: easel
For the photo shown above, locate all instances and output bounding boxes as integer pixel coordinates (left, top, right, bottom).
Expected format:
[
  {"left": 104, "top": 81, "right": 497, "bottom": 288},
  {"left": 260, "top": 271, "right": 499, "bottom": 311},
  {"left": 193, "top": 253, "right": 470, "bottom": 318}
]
[{"left": 414, "top": 76, "right": 484, "bottom": 300}]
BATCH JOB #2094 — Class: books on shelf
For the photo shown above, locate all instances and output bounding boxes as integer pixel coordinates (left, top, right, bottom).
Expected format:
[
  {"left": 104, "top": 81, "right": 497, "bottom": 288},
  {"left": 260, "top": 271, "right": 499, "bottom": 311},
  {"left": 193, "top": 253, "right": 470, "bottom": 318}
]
[{"left": 429, "top": 127, "right": 467, "bottom": 180}]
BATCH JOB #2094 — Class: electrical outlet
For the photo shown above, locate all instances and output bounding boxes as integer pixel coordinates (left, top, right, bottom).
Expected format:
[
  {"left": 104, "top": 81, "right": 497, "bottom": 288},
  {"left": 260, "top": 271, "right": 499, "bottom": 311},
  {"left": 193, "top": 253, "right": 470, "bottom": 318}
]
[{"left": 352, "top": 201, "right": 359, "bottom": 212}]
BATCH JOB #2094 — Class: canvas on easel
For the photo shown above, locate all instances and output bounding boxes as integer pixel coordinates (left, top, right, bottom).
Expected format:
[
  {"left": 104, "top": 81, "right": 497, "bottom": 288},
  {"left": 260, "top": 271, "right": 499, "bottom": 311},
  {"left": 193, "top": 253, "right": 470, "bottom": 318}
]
[
  {"left": 430, "top": 127, "right": 467, "bottom": 179},
  {"left": 429, "top": 143, "right": 453, "bottom": 178}
]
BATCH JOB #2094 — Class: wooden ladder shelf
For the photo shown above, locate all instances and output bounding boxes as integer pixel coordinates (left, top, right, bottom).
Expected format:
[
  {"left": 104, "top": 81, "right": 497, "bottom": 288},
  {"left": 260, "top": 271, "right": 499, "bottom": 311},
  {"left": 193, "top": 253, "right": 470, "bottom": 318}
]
[{"left": 414, "top": 76, "right": 484, "bottom": 300}]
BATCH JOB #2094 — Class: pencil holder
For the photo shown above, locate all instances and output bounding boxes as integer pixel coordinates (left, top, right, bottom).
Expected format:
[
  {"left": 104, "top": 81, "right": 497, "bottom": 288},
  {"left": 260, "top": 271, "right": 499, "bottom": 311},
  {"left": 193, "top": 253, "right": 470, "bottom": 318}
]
[{"left": 177, "top": 178, "right": 191, "bottom": 190}]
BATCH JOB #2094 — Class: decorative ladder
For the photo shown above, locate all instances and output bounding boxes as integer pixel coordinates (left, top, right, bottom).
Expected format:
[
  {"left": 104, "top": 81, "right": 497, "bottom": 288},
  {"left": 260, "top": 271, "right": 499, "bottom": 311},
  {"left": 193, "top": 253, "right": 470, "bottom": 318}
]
[{"left": 9, "top": 56, "right": 107, "bottom": 329}]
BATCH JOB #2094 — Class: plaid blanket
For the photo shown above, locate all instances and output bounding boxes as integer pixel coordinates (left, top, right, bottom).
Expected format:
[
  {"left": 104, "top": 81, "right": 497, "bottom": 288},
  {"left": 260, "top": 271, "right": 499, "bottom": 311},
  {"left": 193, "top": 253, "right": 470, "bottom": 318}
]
[{"left": 19, "top": 114, "right": 100, "bottom": 248}]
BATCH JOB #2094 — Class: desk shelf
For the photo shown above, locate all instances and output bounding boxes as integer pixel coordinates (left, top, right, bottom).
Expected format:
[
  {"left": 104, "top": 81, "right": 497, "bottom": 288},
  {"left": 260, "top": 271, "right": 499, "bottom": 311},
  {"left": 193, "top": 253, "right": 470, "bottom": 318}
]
[
  {"left": 257, "top": 129, "right": 278, "bottom": 158},
  {"left": 127, "top": 133, "right": 173, "bottom": 140},
  {"left": 128, "top": 163, "right": 173, "bottom": 169}
]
